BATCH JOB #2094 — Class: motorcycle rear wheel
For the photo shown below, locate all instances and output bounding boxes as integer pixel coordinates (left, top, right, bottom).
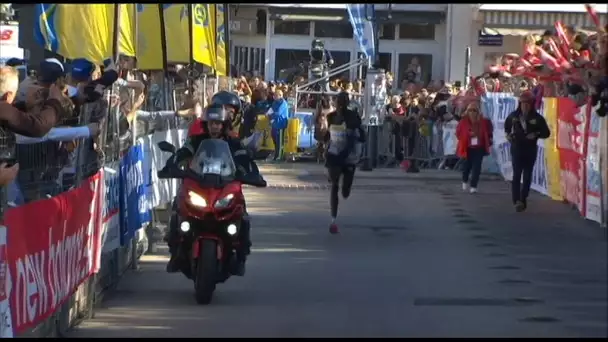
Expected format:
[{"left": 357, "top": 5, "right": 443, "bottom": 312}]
[{"left": 194, "top": 239, "right": 219, "bottom": 304}]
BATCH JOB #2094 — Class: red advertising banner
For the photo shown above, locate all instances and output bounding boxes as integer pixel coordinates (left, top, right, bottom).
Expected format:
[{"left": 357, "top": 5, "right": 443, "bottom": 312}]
[
  {"left": 556, "top": 98, "right": 590, "bottom": 215},
  {"left": 2, "top": 173, "right": 103, "bottom": 335}
]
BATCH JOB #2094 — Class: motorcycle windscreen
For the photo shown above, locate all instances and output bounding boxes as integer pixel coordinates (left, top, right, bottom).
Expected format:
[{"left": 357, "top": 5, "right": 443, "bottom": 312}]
[{"left": 189, "top": 139, "right": 237, "bottom": 178}]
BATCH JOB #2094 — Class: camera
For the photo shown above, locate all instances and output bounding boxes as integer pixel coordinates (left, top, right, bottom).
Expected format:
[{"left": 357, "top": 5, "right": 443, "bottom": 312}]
[
  {"left": 310, "top": 39, "right": 326, "bottom": 64},
  {"left": 308, "top": 39, "right": 333, "bottom": 92}
]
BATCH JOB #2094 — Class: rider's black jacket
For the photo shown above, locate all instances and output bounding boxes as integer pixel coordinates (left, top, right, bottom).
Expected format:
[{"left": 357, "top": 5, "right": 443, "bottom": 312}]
[{"left": 175, "top": 132, "right": 256, "bottom": 176}]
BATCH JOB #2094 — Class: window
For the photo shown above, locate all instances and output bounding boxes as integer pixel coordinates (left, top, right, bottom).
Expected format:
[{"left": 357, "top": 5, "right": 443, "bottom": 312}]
[
  {"left": 360, "top": 52, "right": 392, "bottom": 80},
  {"left": 273, "top": 21, "right": 310, "bottom": 35},
  {"left": 250, "top": 47, "right": 266, "bottom": 77},
  {"left": 314, "top": 21, "right": 353, "bottom": 39},
  {"left": 234, "top": 46, "right": 250, "bottom": 74},
  {"left": 256, "top": 9, "right": 267, "bottom": 35},
  {"left": 398, "top": 53, "right": 433, "bottom": 87},
  {"left": 326, "top": 50, "right": 351, "bottom": 79},
  {"left": 379, "top": 23, "right": 396, "bottom": 40},
  {"left": 398, "top": 23, "right": 435, "bottom": 40},
  {"left": 274, "top": 49, "right": 309, "bottom": 81}
]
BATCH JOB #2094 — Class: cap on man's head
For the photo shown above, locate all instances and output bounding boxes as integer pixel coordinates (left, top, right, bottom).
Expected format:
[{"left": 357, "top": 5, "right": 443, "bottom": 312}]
[
  {"left": 70, "top": 58, "right": 95, "bottom": 82},
  {"left": 39, "top": 58, "right": 66, "bottom": 83}
]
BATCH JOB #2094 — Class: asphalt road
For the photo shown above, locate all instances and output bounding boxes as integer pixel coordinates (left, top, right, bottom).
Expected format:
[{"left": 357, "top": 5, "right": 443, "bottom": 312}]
[{"left": 67, "top": 167, "right": 607, "bottom": 338}]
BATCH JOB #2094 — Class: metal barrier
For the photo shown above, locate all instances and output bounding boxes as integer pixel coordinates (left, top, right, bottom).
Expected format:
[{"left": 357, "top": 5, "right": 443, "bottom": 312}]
[
  {"left": 373, "top": 118, "right": 458, "bottom": 169},
  {"left": 0, "top": 78, "right": 151, "bottom": 337}
]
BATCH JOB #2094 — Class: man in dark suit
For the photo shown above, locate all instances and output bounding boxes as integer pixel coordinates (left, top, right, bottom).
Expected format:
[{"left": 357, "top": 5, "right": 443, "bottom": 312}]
[{"left": 504, "top": 91, "right": 551, "bottom": 212}]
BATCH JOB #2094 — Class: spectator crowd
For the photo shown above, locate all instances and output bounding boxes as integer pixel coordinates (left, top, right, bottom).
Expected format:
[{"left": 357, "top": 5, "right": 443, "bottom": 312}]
[{"left": 1, "top": 13, "right": 605, "bottom": 211}]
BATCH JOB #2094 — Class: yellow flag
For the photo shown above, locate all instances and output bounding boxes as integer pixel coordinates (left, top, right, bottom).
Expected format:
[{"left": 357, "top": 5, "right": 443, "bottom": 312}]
[
  {"left": 215, "top": 4, "right": 227, "bottom": 76},
  {"left": 164, "top": 4, "right": 190, "bottom": 64},
  {"left": 191, "top": 4, "right": 216, "bottom": 69},
  {"left": 136, "top": 4, "right": 163, "bottom": 70},
  {"left": 34, "top": 4, "right": 136, "bottom": 64},
  {"left": 120, "top": 5, "right": 137, "bottom": 58}
]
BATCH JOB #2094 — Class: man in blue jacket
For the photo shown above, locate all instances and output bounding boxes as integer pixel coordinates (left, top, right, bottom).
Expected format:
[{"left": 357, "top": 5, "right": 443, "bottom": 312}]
[{"left": 267, "top": 89, "right": 289, "bottom": 161}]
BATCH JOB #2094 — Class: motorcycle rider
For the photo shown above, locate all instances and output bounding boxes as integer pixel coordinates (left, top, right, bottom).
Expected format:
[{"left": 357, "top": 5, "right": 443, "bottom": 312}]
[
  {"left": 165, "top": 103, "right": 258, "bottom": 276},
  {"left": 187, "top": 90, "right": 244, "bottom": 138}
]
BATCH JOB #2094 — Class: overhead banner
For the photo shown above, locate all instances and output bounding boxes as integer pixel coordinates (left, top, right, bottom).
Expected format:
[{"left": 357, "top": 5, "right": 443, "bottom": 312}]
[
  {"left": 136, "top": 4, "right": 163, "bottom": 70},
  {"left": 164, "top": 4, "right": 190, "bottom": 63},
  {"left": 34, "top": 4, "right": 136, "bottom": 64},
  {"left": 215, "top": 4, "right": 227, "bottom": 76},
  {"left": 191, "top": 4, "right": 216, "bottom": 69},
  {"left": 346, "top": 4, "right": 376, "bottom": 64}
]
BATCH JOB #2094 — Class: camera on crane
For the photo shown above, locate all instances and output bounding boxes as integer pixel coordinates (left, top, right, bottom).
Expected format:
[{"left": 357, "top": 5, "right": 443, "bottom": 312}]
[{"left": 310, "top": 39, "right": 326, "bottom": 65}]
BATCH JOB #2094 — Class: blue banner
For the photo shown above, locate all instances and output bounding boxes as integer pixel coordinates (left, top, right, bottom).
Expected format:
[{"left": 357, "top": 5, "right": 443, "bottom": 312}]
[
  {"left": 346, "top": 4, "right": 376, "bottom": 64},
  {"left": 119, "top": 143, "right": 151, "bottom": 245}
]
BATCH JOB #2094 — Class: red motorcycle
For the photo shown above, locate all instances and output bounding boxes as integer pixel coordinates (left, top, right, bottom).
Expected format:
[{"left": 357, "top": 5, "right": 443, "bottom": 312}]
[{"left": 157, "top": 139, "right": 266, "bottom": 304}]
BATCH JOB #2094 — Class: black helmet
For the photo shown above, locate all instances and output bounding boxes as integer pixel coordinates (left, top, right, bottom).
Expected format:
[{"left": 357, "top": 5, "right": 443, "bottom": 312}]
[
  {"left": 211, "top": 90, "right": 242, "bottom": 114},
  {"left": 202, "top": 104, "right": 230, "bottom": 123}
]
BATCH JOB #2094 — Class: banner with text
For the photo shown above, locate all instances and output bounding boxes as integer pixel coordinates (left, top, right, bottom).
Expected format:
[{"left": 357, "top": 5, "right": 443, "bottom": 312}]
[
  {"left": 120, "top": 143, "right": 151, "bottom": 244},
  {"left": 556, "top": 98, "right": 589, "bottom": 216},
  {"left": 2, "top": 173, "right": 103, "bottom": 335},
  {"left": 100, "top": 163, "right": 121, "bottom": 253},
  {"left": 585, "top": 104, "right": 602, "bottom": 223}
]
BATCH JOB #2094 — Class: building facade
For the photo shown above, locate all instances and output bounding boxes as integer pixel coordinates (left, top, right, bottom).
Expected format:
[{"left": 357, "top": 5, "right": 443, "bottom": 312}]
[
  {"left": 230, "top": 4, "right": 449, "bottom": 86},
  {"left": 15, "top": 4, "right": 607, "bottom": 85},
  {"left": 231, "top": 4, "right": 607, "bottom": 86}
]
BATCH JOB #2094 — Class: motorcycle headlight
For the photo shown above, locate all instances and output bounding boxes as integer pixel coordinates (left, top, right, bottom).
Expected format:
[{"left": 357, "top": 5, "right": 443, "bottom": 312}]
[
  {"left": 187, "top": 191, "right": 207, "bottom": 207},
  {"left": 215, "top": 194, "right": 235, "bottom": 208}
]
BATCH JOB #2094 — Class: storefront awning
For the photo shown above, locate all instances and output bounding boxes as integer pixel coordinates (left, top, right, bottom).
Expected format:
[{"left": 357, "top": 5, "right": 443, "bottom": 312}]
[
  {"left": 268, "top": 7, "right": 444, "bottom": 24},
  {"left": 481, "top": 9, "right": 606, "bottom": 31},
  {"left": 481, "top": 27, "right": 596, "bottom": 37}
]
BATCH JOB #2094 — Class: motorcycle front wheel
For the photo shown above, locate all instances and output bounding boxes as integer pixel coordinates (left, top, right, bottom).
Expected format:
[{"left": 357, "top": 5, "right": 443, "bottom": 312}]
[{"left": 194, "top": 239, "right": 219, "bottom": 304}]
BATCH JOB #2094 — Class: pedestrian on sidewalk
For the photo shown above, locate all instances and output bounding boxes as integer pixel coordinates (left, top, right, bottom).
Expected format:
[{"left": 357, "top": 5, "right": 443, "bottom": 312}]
[
  {"left": 504, "top": 91, "right": 550, "bottom": 212},
  {"left": 456, "top": 100, "right": 493, "bottom": 194}
]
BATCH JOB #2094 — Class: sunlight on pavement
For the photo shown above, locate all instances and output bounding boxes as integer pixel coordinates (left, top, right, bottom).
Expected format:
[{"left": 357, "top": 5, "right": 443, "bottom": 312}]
[{"left": 251, "top": 247, "right": 325, "bottom": 253}]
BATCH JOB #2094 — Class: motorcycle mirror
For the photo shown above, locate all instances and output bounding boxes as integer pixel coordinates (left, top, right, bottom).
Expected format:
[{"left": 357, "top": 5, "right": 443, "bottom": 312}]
[{"left": 158, "top": 141, "right": 176, "bottom": 154}]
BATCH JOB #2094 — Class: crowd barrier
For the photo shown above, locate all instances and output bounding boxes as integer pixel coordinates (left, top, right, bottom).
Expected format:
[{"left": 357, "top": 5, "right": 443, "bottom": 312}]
[
  {"left": 1, "top": 84, "right": 605, "bottom": 337},
  {"left": 248, "top": 93, "right": 606, "bottom": 226},
  {"left": 481, "top": 93, "right": 606, "bottom": 225},
  {"left": 0, "top": 80, "right": 191, "bottom": 337}
]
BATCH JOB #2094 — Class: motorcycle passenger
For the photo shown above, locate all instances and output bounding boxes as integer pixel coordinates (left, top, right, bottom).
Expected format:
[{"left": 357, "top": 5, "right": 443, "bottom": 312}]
[
  {"left": 187, "top": 90, "right": 243, "bottom": 138},
  {"left": 323, "top": 91, "right": 366, "bottom": 234},
  {"left": 166, "top": 103, "right": 258, "bottom": 276}
]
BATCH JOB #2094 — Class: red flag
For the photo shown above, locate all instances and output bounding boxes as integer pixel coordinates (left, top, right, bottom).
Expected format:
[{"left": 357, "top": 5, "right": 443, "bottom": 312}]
[
  {"left": 584, "top": 4, "right": 604, "bottom": 32},
  {"left": 554, "top": 21, "right": 572, "bottom": 60}
]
